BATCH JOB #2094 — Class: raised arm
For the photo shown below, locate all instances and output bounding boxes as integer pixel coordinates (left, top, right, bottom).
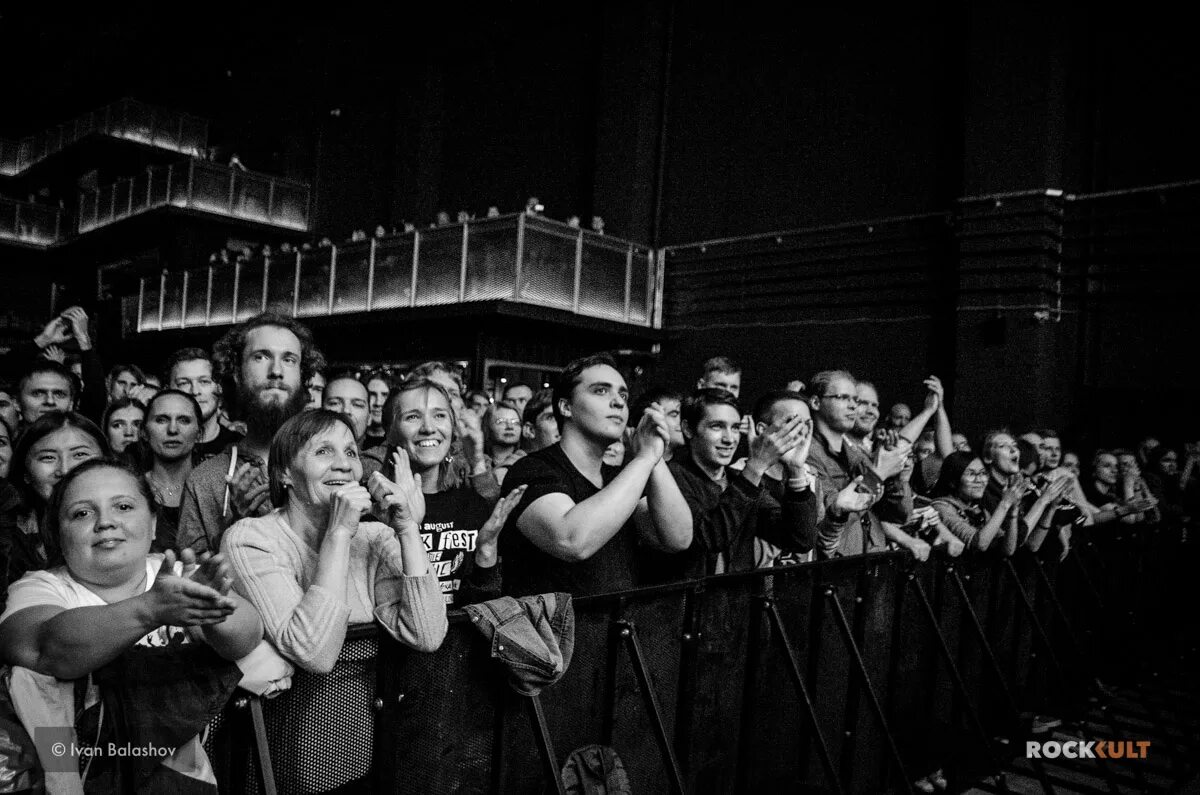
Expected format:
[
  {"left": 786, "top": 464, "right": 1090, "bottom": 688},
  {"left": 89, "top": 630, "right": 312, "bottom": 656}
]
[{"left": 898, "top": 376, "right": 944, "bottom": 445}]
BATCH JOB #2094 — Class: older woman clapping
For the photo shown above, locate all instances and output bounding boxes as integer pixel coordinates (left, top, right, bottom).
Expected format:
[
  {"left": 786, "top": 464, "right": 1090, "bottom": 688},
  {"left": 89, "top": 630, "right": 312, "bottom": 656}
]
[
  {"left": 222, "top": 409, "right": 446, "bottom": 673},
  {"left": 221, "top": 408, "right": 446, "bottom": 792}
]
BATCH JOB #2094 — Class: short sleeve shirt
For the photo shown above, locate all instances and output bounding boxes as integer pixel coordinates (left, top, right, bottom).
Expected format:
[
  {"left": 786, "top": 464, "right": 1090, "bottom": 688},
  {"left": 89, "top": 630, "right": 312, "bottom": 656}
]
[{"left": 499, "top": 444, "right": 638, "bottom": 597}]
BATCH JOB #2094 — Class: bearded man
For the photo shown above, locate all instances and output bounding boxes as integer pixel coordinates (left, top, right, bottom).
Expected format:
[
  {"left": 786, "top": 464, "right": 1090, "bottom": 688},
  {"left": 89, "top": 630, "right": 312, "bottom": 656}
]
[{"left": 177, "top": 313, "right": 325, "bottom": 553}]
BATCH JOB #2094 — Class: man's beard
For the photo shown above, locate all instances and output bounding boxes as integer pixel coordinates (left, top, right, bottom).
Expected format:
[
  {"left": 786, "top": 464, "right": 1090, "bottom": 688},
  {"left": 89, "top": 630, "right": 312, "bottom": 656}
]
[{"left": 240, "top": 381, "right": 308, "bottom": 440}]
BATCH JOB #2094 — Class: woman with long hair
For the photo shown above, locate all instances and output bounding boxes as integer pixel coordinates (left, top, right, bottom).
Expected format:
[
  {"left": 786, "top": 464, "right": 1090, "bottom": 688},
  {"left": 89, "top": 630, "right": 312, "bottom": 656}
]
[
  {"left": 931, "top": 451, "right": 1029, "bottom": 554},
  {"left": 386, "top": 378, "right": 525, "bottom": 605},
  {"left": 141, "top": 389, "right": 203, "bottom": 552},
  {"left": 2, "top": 412, "right": 107, "bottom": 604}
]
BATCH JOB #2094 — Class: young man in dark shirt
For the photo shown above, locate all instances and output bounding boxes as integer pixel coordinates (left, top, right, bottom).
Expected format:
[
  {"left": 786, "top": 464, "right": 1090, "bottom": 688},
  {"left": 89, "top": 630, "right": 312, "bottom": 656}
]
[
  {"left": 499, "top": 353, "right": 693, "bottom": 596},
  {"left": 642, "top": 388, "right": 818, "bottom": 583}
]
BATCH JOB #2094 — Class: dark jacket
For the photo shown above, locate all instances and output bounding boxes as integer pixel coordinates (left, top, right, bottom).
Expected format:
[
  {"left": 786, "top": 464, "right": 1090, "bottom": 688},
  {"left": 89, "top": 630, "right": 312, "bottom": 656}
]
[
  {"left": 807, "top": 431, "right": 912, "bottom": 558},
  {"left": 642, "top": 453, "right": 819, "bottom": 583}
]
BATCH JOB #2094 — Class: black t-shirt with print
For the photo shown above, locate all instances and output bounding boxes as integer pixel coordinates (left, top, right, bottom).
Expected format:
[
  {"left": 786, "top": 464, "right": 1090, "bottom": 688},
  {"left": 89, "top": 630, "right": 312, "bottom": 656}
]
[
  {"left": 421, "top": 485, "right": 494, "bottom": 605},
  {"left": 499, "top": 443, "right": 638, "bottom": 597}
]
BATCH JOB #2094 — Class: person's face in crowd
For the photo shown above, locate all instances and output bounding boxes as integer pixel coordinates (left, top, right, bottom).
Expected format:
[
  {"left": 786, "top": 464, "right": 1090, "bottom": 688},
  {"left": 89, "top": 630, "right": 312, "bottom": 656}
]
[
  {"left": 1039, "top": 436, "right": 1062, "bottom": 470},
  {"left": 489, "top": 405, "right": 522, "bottom": 448},
  {"left": 957, "top": 458, "right": 990, "bottom": 502},
  {"left": 761, "top": 397, "right": 811, "bottom": 443},
  {"left": 59, "top": 466, "right": 155, "bottom": 589},
  {"left": 0, "top": 390, "right": 19, "bottom": 431},
  {"left": 888, "top": 403, "right": 912, "bottom": 429},
  {"left": 502, "top": 385, "right": 533, "bottom": 416},
  {"left": 1117, "top": 453, "right": 1140, "bottom": 480},
  {"left": 602, "top": 440, "right": 626, "bottom": 467},
  {"left": 852, "top": 384, "right": 880, "bottom": 437},
  {"left": 915, "top": 437, "right": 936, "bottom": 462},
  {"left": 985, "top": 433, "right": 1020, "bottom": 476},
  {"left": 659, "top": 397, "right": 685, "bottom": 450},
  {"left": 108, "top": 369, "right": 140, "bottom": 403},
  {"left": 1094, "top": 453, "right": 1119, "bottom": 486},
  {"left": 469, "top": 393, "right": 491, "bottom": 417},
  {"left": 425, "top": 370, "right": 466, "bottom": 417},
  {"left": 367, "top": 377, "right": 389, "bottom": 429},
  {"left": 144, "top": 394, "right": 200, "bottom": 463},
  {"left": 952, "top": 433, "right": 971, "bottom": 453},
  {"left": 524, "top": 404, "right": 560, "bottom": 451},
  {"left": 1062, "top": 451, "right": 1081, "bottom": 478},
  {"left": 239, "top": 325, "right": 303, "bottom": 417},
  {"left": 0, "top": 421, "right": 11, "bottom": 480},
  {"left": 812, "top": 375, "right": 859, "bottom": 434},
  {"left": 170, "top": 359, "right": 219, "bottom": 423},
  {"left": 25, "top": 426, "right": 103, "bottom": 501},
  {"left": 106, "top": 405, "right": 144, "bottom": 454},
  {"left": 140, "top": 375, "right": 161, "bottom": 400},
  {"left": 323, "top": 378, "right": 370, "bottom": 443},
  {"left": 1156, "top": 449, "right": 1180, "bottom": 477},
  {"left": 562, "top": 364, "right": 629, "bottom": 443},
  {"left": 688, "top": 402, "right": 742, "bottom": 472},
  {"left": 19, "top": 372, "right": 73, "bottom": 423},
  {"left": 698, "top": 370, "right": 741, "bottom": 398},
  {"left": 306, "top": 373, "right": 326, "bottom": 411},
  {"left": 395, "top": 387, "right": 454, "bottom": 473},
  {"left": 285, "top": 421, "right": 363, "bottom": 508}
]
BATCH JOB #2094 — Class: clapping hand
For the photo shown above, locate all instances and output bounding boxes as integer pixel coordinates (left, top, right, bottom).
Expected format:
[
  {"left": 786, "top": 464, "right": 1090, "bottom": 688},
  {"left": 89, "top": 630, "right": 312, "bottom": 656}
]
[
  {"left": 369, "top": 450, "right": 426, "bottom": 530},
  {"left": 923, "top": 375, "right": 944, "bottom": 412},
  {"left": 747, "top": 413, "right": 808, "bottom": 473},
  {"left": 474, "top": 485, "right": 528, "bottom": 565},
  {"left": 629, "top": 402, "right": 670, "bottom": 463},
  {"left": 144, "top": 550, "right": 236, "bottom": 626},
  {"left": 834, "top": 475, "right": 874, "bottom": 516},
  {"left": 227, "top": 463, "right": 271, "bottom": 518},
  {"left": 180, "top": 548, "right": 234, "bottom": 596}
]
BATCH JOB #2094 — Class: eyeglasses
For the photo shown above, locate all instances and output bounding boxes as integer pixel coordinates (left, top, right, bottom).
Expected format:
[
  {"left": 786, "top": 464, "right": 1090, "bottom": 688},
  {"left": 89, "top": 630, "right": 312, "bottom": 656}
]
[
  {"left": 821, "top": 394, "right": 857, "bottom": 404},
  {"left": 963, "top": 469, "right": 989, "bottom": 480},
  {"left": 492, "top": 419, "right": 521, "bottom": 428}
]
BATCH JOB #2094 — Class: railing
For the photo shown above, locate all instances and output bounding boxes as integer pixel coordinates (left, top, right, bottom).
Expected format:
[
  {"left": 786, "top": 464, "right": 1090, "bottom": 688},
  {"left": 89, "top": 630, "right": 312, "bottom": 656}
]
[
  {"left": 129, "top": 214, "right": 659, "bottom": 332},
  {"left": 203, "top": 521, "right": 1197, "bottom": 793},
  {"left": 0, "top": 98, "right": 209, "bottom": 176},
  {"left": 77, "top": 159, "right": 309, "bottom": 234},
  {"left": 0, "top": 196, "right": 64, "bottom": 246}
]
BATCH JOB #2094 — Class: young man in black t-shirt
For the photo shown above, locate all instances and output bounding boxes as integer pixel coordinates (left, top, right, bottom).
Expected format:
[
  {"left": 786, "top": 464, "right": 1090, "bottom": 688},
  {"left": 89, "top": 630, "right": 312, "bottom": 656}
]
[{"left": 499, "top": 353, "right": 693, "bottom": 596}]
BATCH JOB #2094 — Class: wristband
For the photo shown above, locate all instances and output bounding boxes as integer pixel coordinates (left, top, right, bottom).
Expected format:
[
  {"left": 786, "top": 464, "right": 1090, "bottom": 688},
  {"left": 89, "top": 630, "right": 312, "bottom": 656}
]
[{"left": 786, "top": 473, "right": 811, "bottom": 492}]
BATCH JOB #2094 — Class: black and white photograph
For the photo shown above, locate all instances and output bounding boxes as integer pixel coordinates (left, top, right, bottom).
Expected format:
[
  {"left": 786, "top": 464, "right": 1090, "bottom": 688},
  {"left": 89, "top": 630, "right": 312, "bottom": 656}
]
[{"left": 0, "top": 5, "right": 1196, "bottom": 793}]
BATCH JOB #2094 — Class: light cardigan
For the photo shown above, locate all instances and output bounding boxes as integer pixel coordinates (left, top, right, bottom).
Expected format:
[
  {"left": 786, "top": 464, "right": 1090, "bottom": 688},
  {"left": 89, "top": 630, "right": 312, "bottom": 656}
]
[{"left": 222, "top": 511, "right": 447, "bottom": 673}]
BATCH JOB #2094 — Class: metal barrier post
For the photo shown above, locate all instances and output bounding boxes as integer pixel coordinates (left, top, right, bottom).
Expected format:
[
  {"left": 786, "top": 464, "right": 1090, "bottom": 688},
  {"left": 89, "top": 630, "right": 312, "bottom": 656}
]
[
  {"left": 906, "top": 571, "right": 1009, "bottom": 793},
  {"left": 824, "top": 586, "right": 914, "bottom": 794},
  {"left": 758, "top": 597, "right": 845, "bottom": 795},
  {"left": 526, "top": 696, "right": 567, "bottom": 795},
  {"left": 613, "top": 619, "right": 687, "bottom": 795}
]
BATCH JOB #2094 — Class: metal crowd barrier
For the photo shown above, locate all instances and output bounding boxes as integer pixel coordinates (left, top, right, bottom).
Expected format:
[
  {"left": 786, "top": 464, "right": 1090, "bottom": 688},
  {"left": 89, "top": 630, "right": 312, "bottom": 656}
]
[{"left": 207, "top": 522, "right": 1197, "bottom": 794}]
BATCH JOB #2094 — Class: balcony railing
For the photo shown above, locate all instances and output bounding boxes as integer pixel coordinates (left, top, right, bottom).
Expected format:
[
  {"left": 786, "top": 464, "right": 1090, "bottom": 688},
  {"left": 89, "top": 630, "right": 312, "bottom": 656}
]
[
  {"left": 78, "top": 159, "right": 310, "bottom": 234},
  {"left": 0, "top": 196, "right": 64, "bottom": 247},
  {"left": 130, "top": 214, "right": 660, "bottom": 332},
  {"left": 0, "top": 98, "right": 209, "bottom": 176}
]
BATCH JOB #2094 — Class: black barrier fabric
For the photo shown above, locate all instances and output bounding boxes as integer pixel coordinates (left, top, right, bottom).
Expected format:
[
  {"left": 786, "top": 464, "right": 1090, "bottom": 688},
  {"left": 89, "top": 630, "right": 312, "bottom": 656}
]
[{"left": 211, "top": 523, "right": 1198, "bottom": 794}]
